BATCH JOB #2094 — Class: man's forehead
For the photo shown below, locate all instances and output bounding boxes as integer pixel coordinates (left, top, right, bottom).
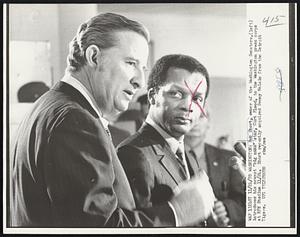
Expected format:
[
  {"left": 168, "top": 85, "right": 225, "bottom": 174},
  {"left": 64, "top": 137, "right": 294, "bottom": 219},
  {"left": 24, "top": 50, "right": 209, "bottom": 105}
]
[
  {"left": 113, "top": 30, "right": 148, "bottom": 47},
  {"left": 166, "top": 67, "right": 206, "bottom": 83},
  {"left": 163, "top": 70, "right": 206, "bottom": 91},
  {"left": 113, "top": 31, "right": 149, "bottom": 64}
]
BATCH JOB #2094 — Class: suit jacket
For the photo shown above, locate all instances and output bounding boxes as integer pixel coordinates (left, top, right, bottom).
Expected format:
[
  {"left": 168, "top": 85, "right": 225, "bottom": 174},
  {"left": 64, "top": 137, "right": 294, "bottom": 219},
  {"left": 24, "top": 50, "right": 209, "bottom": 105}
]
[
  {"left": 117, "top": 123, "right": 202, "bottom": 210},
  {"left": 10, "top": 82, "right": 174, "bottom": 227},
  {"left": 191, "top": 143, "right": 246, "bottom": 227}
]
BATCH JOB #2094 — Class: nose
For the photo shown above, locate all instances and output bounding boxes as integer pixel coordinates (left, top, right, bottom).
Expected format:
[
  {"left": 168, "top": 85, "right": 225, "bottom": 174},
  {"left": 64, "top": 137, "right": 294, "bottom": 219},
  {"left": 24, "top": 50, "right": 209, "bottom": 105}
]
[
  {"left": 130, "top": 66, "right": 146, "bottom": 90},
  {"left": 180, "top": 95, "right": 193, "bottom": 113}
]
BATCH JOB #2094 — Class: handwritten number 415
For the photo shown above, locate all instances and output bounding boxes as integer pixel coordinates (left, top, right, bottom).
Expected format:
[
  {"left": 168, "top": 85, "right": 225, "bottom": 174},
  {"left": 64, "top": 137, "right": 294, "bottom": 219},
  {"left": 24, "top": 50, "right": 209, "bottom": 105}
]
[{"left": 262, "top": 15, "right": 285, "bottom": 27}]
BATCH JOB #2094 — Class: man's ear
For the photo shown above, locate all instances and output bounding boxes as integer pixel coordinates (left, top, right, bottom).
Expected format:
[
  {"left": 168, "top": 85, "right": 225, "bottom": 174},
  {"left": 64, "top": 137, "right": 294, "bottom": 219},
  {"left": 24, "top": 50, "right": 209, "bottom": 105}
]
[
  {"left": 148, "top": 88, "right": 157, "bottom": 105},
  {"left": 85, "top": 45, "right": 100, "bottom": 68}
]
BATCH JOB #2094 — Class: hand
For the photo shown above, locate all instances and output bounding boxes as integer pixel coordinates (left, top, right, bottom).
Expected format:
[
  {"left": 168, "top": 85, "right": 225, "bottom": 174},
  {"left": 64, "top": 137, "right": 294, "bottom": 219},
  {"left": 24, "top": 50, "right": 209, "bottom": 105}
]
[
  {"left": 212, "top": 200, "right": 230, "bottom": 227},
  {"left": 170, "top": 170, "right": 215, "bottom": 226}
]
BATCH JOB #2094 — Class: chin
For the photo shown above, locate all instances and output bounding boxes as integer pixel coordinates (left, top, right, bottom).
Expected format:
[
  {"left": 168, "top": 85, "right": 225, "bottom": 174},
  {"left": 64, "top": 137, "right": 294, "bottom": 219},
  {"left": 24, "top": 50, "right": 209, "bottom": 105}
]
[
  {"left": 172, "top": 125, "right": 191, "bottom": 136},
  {"left": 117, "top": 101, "right": 130, "bottom": 112}
]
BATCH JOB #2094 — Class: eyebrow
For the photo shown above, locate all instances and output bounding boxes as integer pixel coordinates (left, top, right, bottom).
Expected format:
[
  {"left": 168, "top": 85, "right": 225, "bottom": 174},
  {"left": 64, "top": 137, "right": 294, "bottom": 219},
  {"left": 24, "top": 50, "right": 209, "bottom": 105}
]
[
  {"left": 193, "top": 90, "right": 205, "bottom": 96},
  {"left": 170, "top": 84, "right": 205, "bottom": 95},
  {"left": 125, "top": 56, "right": 138, "bottom": 61}
]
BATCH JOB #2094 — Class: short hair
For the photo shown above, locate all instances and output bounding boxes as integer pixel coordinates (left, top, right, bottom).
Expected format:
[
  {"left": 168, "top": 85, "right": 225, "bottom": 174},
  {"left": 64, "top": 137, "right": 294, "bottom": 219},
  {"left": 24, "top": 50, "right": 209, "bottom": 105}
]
[
  {"left": 66, "top": 13, "right": 150, "bottom": 73},
  {"left": 137, "top": 94, "right": 148, "bottom": 105},
  {"left": 147, "top": 54, "right": 210, "bottom": 98}
]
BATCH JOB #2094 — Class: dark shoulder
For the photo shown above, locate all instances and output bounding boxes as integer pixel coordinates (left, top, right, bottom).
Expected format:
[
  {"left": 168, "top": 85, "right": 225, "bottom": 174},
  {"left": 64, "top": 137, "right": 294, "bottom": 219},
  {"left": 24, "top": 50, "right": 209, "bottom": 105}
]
[
  {"left": 35, "top": 90, "right": 103, "bottom": 134},
  {"left": 33, "top": 89, "right": 86, "bottom": 116},
  {"left": 117, "top": 128, "right": 149, "bottom": 150},
  {"left": 117, "top": 133, "right": 151, "bottom": 171},
  {"left": 205, "top": 143, "right": 236, "bottom": 159},
  {"left": 117, "top": 127, "right": 155, "bottom": 164}
]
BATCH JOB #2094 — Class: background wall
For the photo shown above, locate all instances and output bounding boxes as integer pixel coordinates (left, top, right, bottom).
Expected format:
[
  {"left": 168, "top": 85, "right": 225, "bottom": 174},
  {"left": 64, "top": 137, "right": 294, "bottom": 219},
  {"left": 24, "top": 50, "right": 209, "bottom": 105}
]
[
  {"left": 9, "top": 4, "right": 61, "bottom": 84},
  {"left": 96, "top": 4, "right": 247, "bottom": 79},
  {"left": 8, "top": 3, "right": 247, "bottom": 147},
  {"left": 57, "top": 4, "right": 98, "bottom": 78}
]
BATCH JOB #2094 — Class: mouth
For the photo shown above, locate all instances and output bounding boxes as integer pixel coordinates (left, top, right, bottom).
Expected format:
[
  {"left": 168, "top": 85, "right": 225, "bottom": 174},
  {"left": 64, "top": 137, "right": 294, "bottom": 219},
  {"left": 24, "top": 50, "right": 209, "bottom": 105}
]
[
  {"left": 123, "top": 89, "right": 134, "bottom": 99},
  {"left": 175, "top": 116, "right": 192, "bottom": 125}
]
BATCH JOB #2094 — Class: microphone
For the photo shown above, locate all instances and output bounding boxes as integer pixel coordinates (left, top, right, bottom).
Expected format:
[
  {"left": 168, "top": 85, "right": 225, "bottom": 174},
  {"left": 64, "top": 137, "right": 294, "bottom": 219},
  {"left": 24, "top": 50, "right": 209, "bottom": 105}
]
[
  {"left": 229, "top": 156, "right": 246, "bottom": 180},
  {"left": 230, "top": 142, "right": 247, "bottom": 190},
  {"left": 233, "top": 141, "right": 246, "bottom": 160}
]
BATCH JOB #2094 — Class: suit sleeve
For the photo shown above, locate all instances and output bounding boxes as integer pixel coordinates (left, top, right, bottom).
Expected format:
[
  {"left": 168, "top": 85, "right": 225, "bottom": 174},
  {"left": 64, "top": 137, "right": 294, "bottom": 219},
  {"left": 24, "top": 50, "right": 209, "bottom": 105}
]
[
  {"left": 44, "top": 108, "right": 174, "bottom": 227},
  {"left": 117, "top": 145, "right": 156, "bottom": 209}
]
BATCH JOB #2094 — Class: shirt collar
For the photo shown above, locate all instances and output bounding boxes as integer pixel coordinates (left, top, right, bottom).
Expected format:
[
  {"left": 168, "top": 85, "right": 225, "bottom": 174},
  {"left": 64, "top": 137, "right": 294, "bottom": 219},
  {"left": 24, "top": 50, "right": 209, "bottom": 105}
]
[
  {"left": 145, "top": 116, "right": 184, "bottom": 154},
  {"left": 61, "top": 74, "right": 109, "bottom": 129}
]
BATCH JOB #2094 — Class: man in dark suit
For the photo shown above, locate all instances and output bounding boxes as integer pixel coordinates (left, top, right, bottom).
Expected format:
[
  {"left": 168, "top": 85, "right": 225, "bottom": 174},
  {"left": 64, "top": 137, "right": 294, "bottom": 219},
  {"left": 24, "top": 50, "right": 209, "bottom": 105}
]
[
  {"left": 10, "top": 13, "right": 215, "bottom": 227},
  {"left": 184, "top": 111, "right": 245, "bottom": 227},
  {"left": 117, "top": 54, "right": 216, "bottom": 226}
]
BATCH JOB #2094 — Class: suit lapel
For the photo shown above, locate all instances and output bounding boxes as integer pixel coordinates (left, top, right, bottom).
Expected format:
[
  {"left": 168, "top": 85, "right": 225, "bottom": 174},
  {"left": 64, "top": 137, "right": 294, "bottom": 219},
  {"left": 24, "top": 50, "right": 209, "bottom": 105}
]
[
  {"left": 155, "top": 145, "right": 187, "bottom": 184},
  {"left": 140, "top": 124, "right": 187, "bottom": 185}
]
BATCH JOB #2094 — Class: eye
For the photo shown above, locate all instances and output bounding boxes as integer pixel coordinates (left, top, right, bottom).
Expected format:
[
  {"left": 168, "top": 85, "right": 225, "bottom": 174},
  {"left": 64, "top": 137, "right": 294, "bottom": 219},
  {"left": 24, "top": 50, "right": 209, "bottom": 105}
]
[
  {"left": 169, "top": 91, "right": 183, "bottom": 99},
  {"left": 127, "top": 61, "right": 137, "bottom": 67},
  {"left": 193, "top": 96, "right": 203, "bottom": 103}
]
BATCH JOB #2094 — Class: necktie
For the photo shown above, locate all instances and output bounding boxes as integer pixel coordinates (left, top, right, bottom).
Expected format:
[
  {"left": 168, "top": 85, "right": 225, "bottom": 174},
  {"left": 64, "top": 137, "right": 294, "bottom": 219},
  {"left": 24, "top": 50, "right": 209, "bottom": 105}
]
[{"left": 176, "top": 147, "right": 188, "bottom": 178}]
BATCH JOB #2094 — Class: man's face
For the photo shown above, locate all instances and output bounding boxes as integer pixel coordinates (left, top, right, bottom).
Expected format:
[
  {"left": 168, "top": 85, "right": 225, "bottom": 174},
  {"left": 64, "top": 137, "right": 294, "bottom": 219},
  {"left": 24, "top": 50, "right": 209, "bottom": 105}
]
[
  {"left": 150, "top": 67, "right": 207, "bottom": 140},
  {"left": 91, "top": 31, "right": 149, "bottom": 120}
]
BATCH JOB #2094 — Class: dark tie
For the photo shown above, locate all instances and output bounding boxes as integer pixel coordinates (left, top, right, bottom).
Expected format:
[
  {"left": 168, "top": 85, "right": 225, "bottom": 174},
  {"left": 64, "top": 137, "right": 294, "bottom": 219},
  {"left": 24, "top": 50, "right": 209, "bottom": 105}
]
[{"left": 176, "top": 148, "right": 188, "bottom": 178}]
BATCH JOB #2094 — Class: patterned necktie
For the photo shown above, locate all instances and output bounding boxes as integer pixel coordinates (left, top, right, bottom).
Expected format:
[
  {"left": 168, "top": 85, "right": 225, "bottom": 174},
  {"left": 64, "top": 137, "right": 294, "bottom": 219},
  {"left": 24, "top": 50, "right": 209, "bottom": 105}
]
[{"left": 176, "top": 147, "right": 188, "bottom": 178}]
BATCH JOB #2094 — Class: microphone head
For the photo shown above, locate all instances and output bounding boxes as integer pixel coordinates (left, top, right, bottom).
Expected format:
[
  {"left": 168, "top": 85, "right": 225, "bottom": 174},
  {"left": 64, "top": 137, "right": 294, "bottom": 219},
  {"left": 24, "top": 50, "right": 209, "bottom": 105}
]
[
  {"left": 228, "top": 156, "right": 246, "bottom": 180},
  {"left": 233, "top": 141, "right": 246, "bottom": 160}
]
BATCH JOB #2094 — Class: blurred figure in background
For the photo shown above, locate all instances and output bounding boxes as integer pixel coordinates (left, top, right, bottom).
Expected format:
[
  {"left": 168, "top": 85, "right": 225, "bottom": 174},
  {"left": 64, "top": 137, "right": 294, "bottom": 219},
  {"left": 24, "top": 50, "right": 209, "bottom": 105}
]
[
  {"left": 117, "top": 93, "right": 149, "bottom": 130},
  {"left": 136, "top": 93, "right": 149, "bottom": 126},
  {"left": 184, "top": 110, "right": 246, "bottom": 227},
  {"left": 216, "top": 134, "right": 231, "bottom": 150}
]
